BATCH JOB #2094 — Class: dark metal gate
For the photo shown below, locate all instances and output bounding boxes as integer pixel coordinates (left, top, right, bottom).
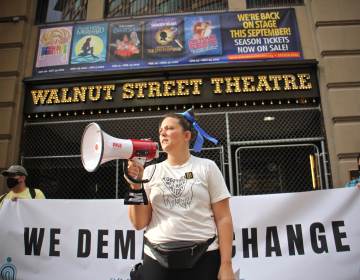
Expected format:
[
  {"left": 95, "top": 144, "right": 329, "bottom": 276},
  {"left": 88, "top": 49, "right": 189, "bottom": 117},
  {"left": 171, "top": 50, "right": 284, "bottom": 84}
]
[
  {"left": 235, "top": 144, "right": 323, "bottom": 195},
  {"left": 21, "top": 106, "right": 330, "bottom": 198}
]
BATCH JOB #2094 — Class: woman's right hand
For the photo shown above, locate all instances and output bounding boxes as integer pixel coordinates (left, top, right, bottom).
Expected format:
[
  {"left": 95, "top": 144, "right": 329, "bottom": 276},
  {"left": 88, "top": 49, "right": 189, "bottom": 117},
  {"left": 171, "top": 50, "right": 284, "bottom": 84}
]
[{"left": 125, "top": 160, "right": 144, "bottom": 189}]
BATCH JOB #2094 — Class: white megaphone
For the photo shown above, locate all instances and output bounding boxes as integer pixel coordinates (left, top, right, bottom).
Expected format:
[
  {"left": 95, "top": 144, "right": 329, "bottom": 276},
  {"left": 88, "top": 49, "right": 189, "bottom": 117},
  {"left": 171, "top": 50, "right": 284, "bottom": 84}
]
[{"left": 81, "top": 122, "right": 159, "bottom": 173}]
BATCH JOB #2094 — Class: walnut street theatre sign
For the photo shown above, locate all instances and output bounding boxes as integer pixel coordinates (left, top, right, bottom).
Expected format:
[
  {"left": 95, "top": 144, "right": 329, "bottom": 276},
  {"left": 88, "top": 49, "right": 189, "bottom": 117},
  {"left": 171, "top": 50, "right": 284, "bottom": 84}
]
[{"left": 24, "top": 61, "right": 319, "bottom": 115}]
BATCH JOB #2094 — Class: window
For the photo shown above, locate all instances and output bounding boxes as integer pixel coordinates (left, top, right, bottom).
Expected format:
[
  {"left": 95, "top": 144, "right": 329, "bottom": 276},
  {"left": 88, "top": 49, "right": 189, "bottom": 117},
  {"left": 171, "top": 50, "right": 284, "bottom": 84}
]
[
  {"left": 36, "top": 0, "right": 88, "bottom": 24},
  {"left": 104, "top": 0, "right": 228, "bottom": 18},
  {"left": 246, "top": 0, "right": 304, "bottom": 9}
]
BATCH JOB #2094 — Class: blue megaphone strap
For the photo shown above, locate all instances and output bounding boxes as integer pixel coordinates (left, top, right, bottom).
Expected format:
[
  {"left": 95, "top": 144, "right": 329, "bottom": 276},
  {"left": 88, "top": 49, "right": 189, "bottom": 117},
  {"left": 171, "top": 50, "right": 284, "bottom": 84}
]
[{"left": 181, "top": 110, "right": 218, "bottom": 153}]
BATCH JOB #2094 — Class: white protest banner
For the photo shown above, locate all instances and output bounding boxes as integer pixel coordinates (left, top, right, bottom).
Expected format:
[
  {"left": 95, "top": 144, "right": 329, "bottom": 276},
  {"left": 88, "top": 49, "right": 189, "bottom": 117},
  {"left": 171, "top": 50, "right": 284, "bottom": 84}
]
[
  {"left": 0, "top": 200, "right": 144, "bottom": 280},
  {"left": 231, "top": 187, "right": 360, "bottom": 280},
  {"left": 0, "top": 188, "right": 359, "bottom": 280}
]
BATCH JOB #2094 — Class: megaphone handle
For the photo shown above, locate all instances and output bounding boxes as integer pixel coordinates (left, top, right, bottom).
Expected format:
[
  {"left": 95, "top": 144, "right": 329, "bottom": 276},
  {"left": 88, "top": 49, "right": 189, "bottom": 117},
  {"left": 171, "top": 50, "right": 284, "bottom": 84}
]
[
  {"left": 132, "top": 157, "right": 146, "bottom": 166},
  {"left": 123, "top": 160, "right": 150, "bottom": 185}
]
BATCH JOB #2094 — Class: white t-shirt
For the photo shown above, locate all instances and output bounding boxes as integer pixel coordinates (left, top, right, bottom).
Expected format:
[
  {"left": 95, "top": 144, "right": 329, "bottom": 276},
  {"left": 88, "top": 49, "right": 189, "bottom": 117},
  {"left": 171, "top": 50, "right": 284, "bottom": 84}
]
[{"left": 143, "top": 155, "right": 231, "bottom": 257}]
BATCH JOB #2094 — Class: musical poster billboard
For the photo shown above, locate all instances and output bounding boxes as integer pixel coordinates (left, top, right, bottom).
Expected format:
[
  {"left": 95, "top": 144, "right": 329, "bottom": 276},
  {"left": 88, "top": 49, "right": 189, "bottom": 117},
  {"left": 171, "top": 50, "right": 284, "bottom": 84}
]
[
  {"left": 221, "top": 8, "right": 302, "bottom": 60},
  {"left": 144, "top": 17, "right": 185, "bottom": 59},
  {"left": 108, "top": 22, "right": 143, "bottom": 62},
  {"left": 35, "top": 26, "right": 73, "bottom": 69},
  {"left": 184, "top": 15, "right": 223, "bottom": 57},
  {"left": 70, "top": 23, "right": 108, "bottom": 65},
  {"left": 33, "top": 8, "right": 302, "bottom": 76}
]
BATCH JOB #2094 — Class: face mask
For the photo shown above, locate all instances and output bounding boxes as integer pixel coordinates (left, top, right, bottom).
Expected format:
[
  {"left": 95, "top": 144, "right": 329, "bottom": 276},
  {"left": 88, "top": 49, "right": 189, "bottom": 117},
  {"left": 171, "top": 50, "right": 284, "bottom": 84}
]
[{"left": 6, "top": 177, "right": 19, "bottom": 188}]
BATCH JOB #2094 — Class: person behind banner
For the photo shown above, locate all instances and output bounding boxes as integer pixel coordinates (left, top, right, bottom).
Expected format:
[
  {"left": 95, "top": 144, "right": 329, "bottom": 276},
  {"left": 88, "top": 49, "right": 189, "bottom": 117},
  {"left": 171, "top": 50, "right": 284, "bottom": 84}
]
[
  {"left": 0, "top": 165, "right": 45, "bottom": 208},
  {"left": 126, "top": 109, "right": 235, "bottom": 280},
  {"left": 344, "top": 176, "right": 360, "bottom": 189}
]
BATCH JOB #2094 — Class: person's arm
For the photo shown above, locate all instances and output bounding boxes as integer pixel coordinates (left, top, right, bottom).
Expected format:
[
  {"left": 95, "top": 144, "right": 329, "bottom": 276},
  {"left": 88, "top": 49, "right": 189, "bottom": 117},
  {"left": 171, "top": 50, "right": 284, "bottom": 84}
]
[
  {"left": 126, "top": 160, "right": 152, "bottom": 230},
  {"left": 128, "top": 203, "right": 152, "bottom": 230},
  {"left": 212, "top": 198, "right": 235, "bottom": 280}
]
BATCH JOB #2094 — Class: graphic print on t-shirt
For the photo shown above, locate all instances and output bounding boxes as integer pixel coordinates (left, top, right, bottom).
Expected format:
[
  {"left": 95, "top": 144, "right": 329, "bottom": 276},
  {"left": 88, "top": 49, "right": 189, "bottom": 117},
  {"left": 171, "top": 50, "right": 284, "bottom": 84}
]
[{"left": 161, "top": 176, "right": 193, "bottom": 209}]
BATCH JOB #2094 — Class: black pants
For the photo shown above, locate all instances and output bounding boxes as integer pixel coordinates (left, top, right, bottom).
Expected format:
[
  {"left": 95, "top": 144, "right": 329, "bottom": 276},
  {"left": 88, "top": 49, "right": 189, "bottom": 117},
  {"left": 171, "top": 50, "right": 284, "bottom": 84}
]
[{"left": 140, "top": 250, "right": 220, "bottom": 280}]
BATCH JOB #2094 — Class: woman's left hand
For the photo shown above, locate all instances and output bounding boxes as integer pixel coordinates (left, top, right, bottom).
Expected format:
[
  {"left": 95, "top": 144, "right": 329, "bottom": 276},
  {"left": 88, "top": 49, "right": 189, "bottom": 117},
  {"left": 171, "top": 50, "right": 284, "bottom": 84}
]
[{"left": 218, "top": 262, "right": 235, "bottom": 280}]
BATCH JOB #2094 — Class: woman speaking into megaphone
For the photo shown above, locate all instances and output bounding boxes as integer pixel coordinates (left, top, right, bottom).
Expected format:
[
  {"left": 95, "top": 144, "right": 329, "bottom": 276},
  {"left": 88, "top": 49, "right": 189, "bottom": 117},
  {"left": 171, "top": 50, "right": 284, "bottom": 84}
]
[{"left": 126, "top": 109, "right": 235, "bottom": 280}]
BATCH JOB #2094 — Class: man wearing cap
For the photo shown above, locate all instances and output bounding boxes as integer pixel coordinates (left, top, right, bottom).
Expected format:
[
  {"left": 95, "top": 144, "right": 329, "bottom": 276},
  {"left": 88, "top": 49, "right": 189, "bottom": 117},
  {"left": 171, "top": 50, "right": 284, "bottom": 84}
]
[{"left": 0, "top": 165, "right": 45, "bottom": 208}]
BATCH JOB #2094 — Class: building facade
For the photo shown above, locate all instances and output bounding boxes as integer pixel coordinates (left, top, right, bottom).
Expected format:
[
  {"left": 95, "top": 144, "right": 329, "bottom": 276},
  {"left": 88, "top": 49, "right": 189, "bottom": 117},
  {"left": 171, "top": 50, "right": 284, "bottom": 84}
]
[{"left": 0, "top": 0, "right": 359, "bottom": 197}]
